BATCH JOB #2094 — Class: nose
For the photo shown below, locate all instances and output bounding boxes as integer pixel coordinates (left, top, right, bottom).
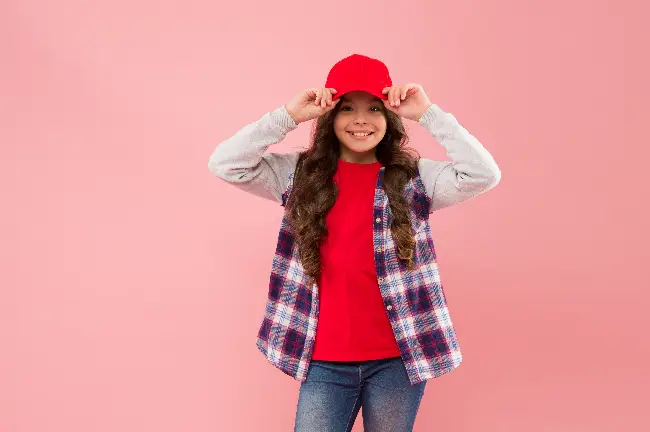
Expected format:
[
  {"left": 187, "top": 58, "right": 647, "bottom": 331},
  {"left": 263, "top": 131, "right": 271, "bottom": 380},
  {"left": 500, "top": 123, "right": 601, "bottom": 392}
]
[{"left": 353, "top": 112, "right": 368, "bottom": 124}]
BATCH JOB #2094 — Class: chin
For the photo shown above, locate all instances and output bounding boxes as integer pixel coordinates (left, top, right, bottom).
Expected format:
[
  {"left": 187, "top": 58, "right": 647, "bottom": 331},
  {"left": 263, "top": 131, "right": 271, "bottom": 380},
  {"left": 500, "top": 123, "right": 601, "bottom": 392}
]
[
  {"left": 342, "top": 137, "right": 381, "bottom": 152},
  {"left": 342, "top": 143, "right": 378, "bottom": 154}
]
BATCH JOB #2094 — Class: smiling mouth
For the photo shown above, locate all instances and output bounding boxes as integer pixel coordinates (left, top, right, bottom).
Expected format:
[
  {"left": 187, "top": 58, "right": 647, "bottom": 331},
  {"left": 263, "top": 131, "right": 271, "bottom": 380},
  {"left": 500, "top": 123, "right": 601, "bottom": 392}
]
[{"left": 348, "top": 131, "right": 374, "bottom": 139}]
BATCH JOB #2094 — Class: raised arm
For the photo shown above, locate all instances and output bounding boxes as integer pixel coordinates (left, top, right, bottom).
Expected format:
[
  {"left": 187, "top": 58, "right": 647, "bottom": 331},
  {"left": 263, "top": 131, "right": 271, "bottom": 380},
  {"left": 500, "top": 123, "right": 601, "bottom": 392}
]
[
  {"left": 382, "top": 83, "right": 501, "bottom": 213},
  {"left": 208, "top": 88, "right": 341, "bottom": 205},
  {"left": 417, "top": 104, "right": 501, "bottom": 213},
  {"left": 208, "top": 105, "right": 300, "bottom": 204}
]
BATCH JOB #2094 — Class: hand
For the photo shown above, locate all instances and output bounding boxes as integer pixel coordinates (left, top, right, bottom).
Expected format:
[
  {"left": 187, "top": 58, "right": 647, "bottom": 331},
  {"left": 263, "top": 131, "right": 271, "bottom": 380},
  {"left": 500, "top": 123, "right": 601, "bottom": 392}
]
[
  {"left": 382, "top": 83, "right": 433, "bottom": 121},
  {"left": 285, "top": 88, "right": 340, "bottom": 124}
]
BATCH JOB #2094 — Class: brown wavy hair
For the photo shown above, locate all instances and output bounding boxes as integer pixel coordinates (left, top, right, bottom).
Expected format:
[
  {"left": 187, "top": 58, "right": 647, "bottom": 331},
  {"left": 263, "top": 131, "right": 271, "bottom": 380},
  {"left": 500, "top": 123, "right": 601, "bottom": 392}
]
[{"left": 285, "top": 101, "right": 421, "bottom": 283}]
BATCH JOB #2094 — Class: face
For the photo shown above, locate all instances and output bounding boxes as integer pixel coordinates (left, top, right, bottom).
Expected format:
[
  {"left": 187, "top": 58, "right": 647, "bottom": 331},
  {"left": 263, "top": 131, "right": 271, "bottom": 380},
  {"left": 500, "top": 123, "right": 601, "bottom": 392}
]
[{"left": 333, "top": 91, "right": 387, "bottom": 163}]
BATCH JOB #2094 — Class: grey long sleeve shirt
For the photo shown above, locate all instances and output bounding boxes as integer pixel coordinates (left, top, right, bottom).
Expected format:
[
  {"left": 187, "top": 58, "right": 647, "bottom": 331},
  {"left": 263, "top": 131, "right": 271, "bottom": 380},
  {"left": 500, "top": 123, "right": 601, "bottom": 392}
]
[{"left": 208, "top": 103, "right": 501, "bottom": 212}]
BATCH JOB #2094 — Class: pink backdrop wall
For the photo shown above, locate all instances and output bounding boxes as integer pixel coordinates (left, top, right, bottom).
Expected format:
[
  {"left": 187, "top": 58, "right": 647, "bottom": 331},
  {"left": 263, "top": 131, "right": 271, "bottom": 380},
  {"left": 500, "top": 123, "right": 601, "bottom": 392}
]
[{"left": 2, "top": 0, "right": 648, "bottom": 431}]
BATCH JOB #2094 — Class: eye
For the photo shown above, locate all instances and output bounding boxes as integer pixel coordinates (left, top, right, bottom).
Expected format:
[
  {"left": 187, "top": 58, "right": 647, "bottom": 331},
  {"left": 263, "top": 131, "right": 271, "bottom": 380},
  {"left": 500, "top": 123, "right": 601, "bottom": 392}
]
[{"left": 340, "top": 106, "right": 381, "bottom": 112}]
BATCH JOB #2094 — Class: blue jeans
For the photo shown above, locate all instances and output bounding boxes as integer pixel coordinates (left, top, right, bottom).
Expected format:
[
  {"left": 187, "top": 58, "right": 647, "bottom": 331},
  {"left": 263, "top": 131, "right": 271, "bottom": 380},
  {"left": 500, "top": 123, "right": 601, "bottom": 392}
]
[{"left": 294, "top": 357, "right": 427, "bottom": 432}]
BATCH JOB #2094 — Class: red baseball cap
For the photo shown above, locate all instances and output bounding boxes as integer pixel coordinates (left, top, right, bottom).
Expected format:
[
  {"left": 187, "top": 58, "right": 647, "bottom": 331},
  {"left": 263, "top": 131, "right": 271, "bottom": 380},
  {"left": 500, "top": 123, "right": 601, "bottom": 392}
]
[{"left": 325, "top": 54, "right": 392, "bottom": 101}]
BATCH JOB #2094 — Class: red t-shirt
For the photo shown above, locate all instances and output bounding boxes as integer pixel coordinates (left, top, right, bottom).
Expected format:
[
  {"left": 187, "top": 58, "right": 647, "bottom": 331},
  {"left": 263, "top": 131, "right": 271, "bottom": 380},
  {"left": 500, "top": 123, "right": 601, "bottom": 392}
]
[{"left": 311, "top": 159, "right": 401, "bottom": 361}]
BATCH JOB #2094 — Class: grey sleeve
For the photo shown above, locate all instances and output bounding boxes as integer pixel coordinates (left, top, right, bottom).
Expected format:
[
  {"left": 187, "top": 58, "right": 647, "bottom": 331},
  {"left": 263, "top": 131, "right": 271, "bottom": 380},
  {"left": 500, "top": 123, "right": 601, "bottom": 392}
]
[
  {"left": 208, "top": 105, "right": 300, "bottom": 204},
  {"left": 417, "top": 104, "right": 502, "bottom": 213}
]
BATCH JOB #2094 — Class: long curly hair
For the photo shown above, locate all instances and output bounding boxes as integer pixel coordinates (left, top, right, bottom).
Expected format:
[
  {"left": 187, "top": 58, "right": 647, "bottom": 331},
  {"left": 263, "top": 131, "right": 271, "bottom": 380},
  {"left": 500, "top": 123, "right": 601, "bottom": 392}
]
[{"left": 285, "top": 102, "right": 421, "bottom": 283}]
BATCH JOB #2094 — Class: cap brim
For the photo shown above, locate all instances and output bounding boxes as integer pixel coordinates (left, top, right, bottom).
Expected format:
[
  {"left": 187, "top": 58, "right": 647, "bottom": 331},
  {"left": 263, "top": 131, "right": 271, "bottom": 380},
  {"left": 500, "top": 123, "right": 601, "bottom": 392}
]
[{"left": 332, "top": 86, "right": 388, "bottom": 101}]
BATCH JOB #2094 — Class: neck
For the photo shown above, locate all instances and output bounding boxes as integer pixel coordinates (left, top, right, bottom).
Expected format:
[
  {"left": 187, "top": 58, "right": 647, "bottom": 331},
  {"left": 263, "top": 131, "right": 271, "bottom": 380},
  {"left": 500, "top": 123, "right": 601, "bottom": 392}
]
[{"left": 339, "top": 149, "right": 378, "bottom": 164}]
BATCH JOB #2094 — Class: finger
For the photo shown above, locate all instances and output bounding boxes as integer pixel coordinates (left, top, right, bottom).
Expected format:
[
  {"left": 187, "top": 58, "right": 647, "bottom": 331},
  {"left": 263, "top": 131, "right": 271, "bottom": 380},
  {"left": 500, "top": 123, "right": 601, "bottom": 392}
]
[
  {"left": 406, "top": 83, "right": 420, "bottom": 97},
  {"left": 328, "top": 88, "right": 338, "bottom": 103},
  {"left": 305, "top": 88, "right": 317, "bottom": 101},
  {"left": 325, "top": 98, "right": 340, "bottom": 112},
  {"left": 323, "top": 88, "right": 331, "bottom": 106},
  {"left": 382, "top": 86, "right": 391, "bottom": 95},
  {"left": 315, "top": 88, "right": 322, "bottom": 106},
  {"left": 401, "top": 84, "right": 412, "bottom": 101},
  {"left": 383, "top": 99, "right": 397, "bottom": 114},
  {"left": 394, "top": 86, "right": 402, "bottom": 106},
  {"left": 389, "top": 87, "right": 398, "bottom": 106}
]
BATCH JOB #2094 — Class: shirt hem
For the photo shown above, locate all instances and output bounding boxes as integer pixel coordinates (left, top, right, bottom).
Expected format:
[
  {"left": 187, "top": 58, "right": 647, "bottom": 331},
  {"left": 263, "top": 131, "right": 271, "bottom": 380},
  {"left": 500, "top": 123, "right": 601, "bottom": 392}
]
[{"left": 311, "top": 349, "right": 401, "bottom": 362}]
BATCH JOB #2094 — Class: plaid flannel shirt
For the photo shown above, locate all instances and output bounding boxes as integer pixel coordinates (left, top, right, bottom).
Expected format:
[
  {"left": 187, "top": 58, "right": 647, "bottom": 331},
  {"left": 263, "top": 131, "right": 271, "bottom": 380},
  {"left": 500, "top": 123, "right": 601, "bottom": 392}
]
[{"left": 209, "top": 103, "right": 501, "bottom": 386}]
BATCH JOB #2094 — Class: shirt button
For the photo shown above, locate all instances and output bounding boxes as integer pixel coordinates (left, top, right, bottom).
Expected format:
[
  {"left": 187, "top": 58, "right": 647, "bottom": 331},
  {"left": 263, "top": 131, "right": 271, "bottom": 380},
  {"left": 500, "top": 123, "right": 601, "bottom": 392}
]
[
  {"left": 386, "top": 305, "right": 392, "bottom": 310},
  {"left": 375, "top": 217, "right": 381, "bottom": 223},
  {"left": 375, "top": 247, "right": 381, "bottom": 252}
]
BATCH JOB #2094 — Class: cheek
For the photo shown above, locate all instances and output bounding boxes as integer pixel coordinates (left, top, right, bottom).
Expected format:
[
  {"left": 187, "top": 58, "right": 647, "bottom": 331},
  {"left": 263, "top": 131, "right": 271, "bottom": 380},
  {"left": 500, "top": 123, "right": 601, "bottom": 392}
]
[
  {"left": 333, "top": 116, "right": 347, "bottom": 139},
  {"left": 333, "top": 115, "right": 345, "bottom": 129},
  {"left": 375, "top": 119, "right": 388, "bottom": 137}
]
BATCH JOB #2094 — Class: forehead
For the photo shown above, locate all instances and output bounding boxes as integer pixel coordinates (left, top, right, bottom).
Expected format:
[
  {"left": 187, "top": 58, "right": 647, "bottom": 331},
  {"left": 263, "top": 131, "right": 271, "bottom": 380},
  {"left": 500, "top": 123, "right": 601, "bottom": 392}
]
[{"left": 340, "top": 91, "right": 382, "bottom": 104}]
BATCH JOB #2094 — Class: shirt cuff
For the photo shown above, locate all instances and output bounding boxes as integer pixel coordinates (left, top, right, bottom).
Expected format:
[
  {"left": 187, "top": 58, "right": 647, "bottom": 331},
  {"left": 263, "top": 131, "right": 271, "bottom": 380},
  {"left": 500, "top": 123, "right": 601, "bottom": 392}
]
[
  {"left": 270, "top": 105, "right": 299, "bottom": 132},
  {"left": 418, "top": 103, "right": 444, "bottom": 128}
]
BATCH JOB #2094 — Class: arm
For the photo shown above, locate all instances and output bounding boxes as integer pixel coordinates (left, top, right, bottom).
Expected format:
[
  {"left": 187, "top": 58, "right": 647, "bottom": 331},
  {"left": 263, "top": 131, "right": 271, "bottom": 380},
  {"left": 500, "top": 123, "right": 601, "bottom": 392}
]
[
  {"left": 417, "top": 104, "right": 501, "bottom": 213},
  {"left": 208, "top": 105, "right": 300, "bottom": 204}
]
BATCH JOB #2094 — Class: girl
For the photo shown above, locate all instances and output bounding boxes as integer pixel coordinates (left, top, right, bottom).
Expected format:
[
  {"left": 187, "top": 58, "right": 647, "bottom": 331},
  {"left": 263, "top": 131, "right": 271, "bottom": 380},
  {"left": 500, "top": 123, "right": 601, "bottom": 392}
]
[{"left": 208, "top": 54, "right": 501, "bottom": 432}]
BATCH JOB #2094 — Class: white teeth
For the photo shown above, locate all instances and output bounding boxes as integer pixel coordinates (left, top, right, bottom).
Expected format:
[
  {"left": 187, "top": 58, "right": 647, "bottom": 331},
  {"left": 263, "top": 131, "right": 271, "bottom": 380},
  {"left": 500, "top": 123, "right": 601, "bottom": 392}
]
[{"left": 351, "top": 132, "right": 372, "bottom": 137}]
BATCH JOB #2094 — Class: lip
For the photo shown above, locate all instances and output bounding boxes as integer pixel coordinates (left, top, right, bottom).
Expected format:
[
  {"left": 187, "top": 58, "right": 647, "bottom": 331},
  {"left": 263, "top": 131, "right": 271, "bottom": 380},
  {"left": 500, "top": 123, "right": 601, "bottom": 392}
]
[{"left": 347, "top": 131, "right": 374, "bottom": 140}]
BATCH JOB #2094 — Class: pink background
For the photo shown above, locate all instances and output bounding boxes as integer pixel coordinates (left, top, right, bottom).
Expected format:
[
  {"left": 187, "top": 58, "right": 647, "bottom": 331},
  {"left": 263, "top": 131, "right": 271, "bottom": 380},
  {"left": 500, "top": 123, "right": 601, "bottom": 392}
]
[{"left": 2, "top": 0, "right": 648, "bottom": 431}]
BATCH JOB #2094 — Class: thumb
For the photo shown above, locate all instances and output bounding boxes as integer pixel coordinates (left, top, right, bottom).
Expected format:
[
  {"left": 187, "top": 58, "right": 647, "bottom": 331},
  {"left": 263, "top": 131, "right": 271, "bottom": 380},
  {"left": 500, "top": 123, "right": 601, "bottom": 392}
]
[
  {"left": 383, "top": 99, "right": 398, "bottom": 114},
  {"left": 323, "top": 98, "right": 340, "bottom": 113},
  {"left": 304, "top": 88, "right": 318, "bottom": 101}
]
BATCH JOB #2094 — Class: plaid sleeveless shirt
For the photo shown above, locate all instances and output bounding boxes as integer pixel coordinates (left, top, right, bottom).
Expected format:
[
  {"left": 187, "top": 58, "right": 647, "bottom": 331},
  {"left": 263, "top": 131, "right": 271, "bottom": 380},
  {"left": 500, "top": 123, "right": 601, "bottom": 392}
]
[{"left": 256, "top": 165, "right": 462, "bottom": 386}]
